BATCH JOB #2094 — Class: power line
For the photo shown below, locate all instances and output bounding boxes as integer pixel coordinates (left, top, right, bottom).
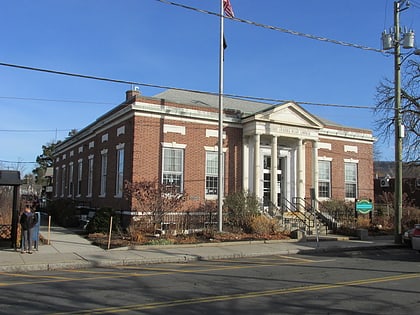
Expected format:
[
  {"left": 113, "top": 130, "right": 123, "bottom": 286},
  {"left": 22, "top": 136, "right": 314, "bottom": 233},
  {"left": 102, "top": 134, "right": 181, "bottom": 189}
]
[
  {"left": 225, "top": 93, "right": 376, "bottom": 110},
  {"left": 0, "top": 62, "right": 379, "bottom": 110},
  {"left": 0, "top": 62, "right": 166, "bottom": 90},
  {"left": 154, "top": 0, "right": 386, "bottom": 54}
]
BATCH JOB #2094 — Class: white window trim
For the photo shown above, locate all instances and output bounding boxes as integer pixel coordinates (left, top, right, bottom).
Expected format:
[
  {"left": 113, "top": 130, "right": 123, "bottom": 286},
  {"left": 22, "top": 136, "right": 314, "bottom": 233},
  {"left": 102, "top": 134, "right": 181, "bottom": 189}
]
[
  {"left": 161, "top": 142, "right": 187, "bottom": 149},
  {"left": 68, "top": 162, "right": 74, "bottom": 198},
  {"left": 116, "top": 143, "right": 125, "bottom": 150},
  {"left": 87, "top": 155, "right": 94, "bottom": 198},
  {"left": 102, "top": 133, "right": 109, "bottom": 143},
  {"left": 99, "top": 150, "right": 108, "bottom": 197},
  {"left": 344, "top": 145, "right": 358, "bottom": 153},
  {"left": 114, "top": 144, "right": 125, "bottom": 198},
  {"left": 344, "top": 161, "right": 358, "bottom": 201},
  {"left": 163, "top": 124, "right": 186, "bottom": 135},
  {"left": 318, "top": 159, "right": 332, "bottom": 200},
  {"left": 117, "top": 125, "right": 126, "bottom": 136},
  {"left": 344, "top": 158, "right": 359, "bottom": 163},
  {"left": 206, "top": 129, "right": 226, "bottom": 139},
  {"left": 318, "top": 142, "right": 332, "bottom": 150},
  {"left": 54, "top": 167, "right": 59, "bottom": 197},
  {"left": 61, "top": 165, "right": 66, "bottom": 198},
  {"left": 76, "top": 158, "right": 83, "bottom": 197},
  {"left": 204, "top": 146, "right": 228, "bottom": 153},
  {"left": 318, "top": 156, "right": 333, "bottom": 161},
  {"left": 161, "top": 146, "right": 185, "bottom": 193},
  {"left": 205, "top": 151, "right": 219, "bottom": 200}
]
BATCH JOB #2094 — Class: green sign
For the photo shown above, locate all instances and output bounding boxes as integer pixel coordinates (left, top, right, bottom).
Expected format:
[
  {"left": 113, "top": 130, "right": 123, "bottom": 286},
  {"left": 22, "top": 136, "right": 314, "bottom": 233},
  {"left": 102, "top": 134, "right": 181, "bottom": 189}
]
[{"left": 356, "top": 200, "right": 373, "bottom": 214}]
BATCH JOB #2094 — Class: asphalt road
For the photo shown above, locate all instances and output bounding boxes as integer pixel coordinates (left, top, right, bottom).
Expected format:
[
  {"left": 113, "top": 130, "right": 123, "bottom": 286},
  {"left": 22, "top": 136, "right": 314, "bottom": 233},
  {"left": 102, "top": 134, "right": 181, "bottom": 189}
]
[{"left": 0, "top": 247, "right": 419, "bottom": 314}]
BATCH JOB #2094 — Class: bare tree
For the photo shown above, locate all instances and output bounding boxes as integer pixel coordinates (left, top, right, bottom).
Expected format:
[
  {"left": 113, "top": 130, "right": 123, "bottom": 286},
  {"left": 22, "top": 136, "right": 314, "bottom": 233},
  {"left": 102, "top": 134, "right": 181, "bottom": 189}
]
[
  {"left": 124, "top": 180, "right": 187, "bottom": 233},
  {"left": 374, "top": 59, "right": 420, "bottom": 163}
]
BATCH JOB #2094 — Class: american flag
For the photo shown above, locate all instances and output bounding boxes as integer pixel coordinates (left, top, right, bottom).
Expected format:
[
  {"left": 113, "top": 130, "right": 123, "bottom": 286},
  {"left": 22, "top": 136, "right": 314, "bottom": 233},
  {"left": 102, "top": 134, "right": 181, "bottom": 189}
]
[{"left": 223, "top": 0, "right": 234, "bottom": 18}]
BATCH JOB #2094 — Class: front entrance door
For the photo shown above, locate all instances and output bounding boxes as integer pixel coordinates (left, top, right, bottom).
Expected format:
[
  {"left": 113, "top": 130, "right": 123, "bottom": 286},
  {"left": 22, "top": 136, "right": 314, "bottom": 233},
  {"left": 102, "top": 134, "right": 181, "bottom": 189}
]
[{"left": 263, "top": 155, "right": 283, "bottom": 207}]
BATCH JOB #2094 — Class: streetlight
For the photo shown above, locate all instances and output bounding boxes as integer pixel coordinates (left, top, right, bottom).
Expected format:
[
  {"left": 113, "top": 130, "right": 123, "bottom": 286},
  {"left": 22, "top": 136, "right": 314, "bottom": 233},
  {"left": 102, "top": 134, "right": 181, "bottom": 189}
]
[{"left": 381, "top": 0, "right": 419, "bottom": 244}]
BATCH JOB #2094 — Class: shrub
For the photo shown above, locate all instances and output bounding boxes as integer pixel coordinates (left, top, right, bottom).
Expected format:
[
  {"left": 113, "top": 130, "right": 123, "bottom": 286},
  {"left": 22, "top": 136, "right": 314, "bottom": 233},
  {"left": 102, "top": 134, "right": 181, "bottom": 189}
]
[
  {"left": 125, "top": 180, "right": 187, "bottom": 231},
  {"left": 86, "top": 208, "right": 120, "bottom": 234},
  {"left": 250, "top": 215, "right": 279, "bottom": 235},
  {"left": 223, "top": 191, "right": 260, "bottom": 233},
  {"left": 46, "top": 198, "right": 79, "bottom": 227},
  {"left": 320, "top": 199, "right": 355, "bottom": 228}
]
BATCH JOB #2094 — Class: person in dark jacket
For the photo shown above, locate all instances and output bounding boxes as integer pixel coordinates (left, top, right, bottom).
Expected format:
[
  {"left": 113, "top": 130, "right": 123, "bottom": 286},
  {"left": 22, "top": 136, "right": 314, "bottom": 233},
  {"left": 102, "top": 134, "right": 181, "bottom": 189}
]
[{"left": 20, "top": 205, "right": 37, "bottom": 254}]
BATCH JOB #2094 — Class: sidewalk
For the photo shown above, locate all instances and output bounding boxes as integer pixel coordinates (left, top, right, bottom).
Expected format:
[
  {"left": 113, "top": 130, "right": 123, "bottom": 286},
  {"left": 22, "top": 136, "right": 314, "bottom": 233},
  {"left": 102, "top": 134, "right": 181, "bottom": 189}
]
[{"left": 0, "top": 224, "right": 403, "bottom": 273}]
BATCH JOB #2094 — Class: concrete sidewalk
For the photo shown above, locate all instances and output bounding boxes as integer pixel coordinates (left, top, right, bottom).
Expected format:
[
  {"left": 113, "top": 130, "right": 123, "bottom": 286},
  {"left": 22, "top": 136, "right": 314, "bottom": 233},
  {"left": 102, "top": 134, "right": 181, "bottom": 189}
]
[{"left": 0, "top": 224, "right": 403, "bottom": 273}]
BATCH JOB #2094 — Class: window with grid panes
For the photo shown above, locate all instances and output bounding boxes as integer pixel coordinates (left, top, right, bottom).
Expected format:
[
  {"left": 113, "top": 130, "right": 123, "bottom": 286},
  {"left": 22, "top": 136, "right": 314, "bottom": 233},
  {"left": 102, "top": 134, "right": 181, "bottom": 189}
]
[
  {"left": 68, "top": 163, "right": 74, "bottom": 197},
  {"left": 87, "top": 156, "right": 93, "bottom": 197},
  {"left": 77, "top": 160, "right": 83, "bottom": 196},
  {"left": 205, "top": 151, "right": 218, "bottom": 195},
  {"left": 162, "top": 147, "right": 184, "bottom": 193},
  {"left": 318, "top": 160, "right": 331, "bottom": 198},
  {"left": 115, "top": 147, "right": 124, "bottom": 197},
  {"left": 100, "top": 151, "right": 108, "bottom": 196},
  {"left": 345, "top": 162, "right": 357, "bottom": 199}
]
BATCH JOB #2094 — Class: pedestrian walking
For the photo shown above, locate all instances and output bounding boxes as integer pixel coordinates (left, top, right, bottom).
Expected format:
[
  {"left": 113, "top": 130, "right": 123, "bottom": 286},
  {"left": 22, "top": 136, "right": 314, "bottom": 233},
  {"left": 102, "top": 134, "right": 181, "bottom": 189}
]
[{"left": 20, "top": 205, "right": 38, "bottom": 254}]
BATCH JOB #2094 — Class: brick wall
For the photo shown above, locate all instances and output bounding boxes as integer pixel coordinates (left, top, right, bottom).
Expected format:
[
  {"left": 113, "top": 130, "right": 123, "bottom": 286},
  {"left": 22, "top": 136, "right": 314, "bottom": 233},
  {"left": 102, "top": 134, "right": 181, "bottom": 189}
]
[
  {"left": 305, "top": 137, "right": 373, "bottom": 200},
  {"left": 131, "top": 116, "right": 243, "bottom": 207},
  {"left": 54, "top": 115, "right": 135, "bottom": 211}
]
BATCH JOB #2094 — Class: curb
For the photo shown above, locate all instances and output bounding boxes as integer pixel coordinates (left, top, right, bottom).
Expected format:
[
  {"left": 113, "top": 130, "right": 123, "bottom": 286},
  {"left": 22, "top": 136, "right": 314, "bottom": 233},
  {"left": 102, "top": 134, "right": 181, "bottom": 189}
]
[{"left": 0, "top": 242, "right": 404, "bottom": 273}]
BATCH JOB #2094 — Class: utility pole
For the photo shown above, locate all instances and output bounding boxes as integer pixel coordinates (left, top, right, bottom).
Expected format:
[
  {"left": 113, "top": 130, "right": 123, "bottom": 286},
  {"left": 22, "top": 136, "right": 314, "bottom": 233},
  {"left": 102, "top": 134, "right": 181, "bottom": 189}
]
[
  {"left": 382, "top": 0, "right": 416, "bottom": 243},
  {"left": 393, "top": 0, "right": 403, "bottom": 244}
]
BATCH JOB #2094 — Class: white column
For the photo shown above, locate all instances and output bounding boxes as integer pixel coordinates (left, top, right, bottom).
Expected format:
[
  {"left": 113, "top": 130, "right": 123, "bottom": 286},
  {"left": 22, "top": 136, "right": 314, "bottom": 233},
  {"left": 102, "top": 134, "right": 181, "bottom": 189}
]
[
  {"left": 312, "top": 140, "right": 319, "bottom": 210},
  {"left": 271, "top": 136, "right": 278, "bottom": 206},
  {"left": 242, "top": 136, "right": 249, "bottom": 191},
  {"left": 297, "top": 138, "right": 305, "bottom": 203},
  {"left": 254, "top": 134, "right": 260, "bottom": 196}
]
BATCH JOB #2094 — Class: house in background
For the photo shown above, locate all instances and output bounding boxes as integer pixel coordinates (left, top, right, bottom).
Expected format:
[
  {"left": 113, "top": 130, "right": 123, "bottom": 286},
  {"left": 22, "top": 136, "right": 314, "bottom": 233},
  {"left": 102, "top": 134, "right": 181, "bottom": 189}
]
[
  {"left": 374, "top": 161, "right": 420, "bottom": 207},
  {"left": 52, "top": 89, "right": 375, "bottom": 218}
]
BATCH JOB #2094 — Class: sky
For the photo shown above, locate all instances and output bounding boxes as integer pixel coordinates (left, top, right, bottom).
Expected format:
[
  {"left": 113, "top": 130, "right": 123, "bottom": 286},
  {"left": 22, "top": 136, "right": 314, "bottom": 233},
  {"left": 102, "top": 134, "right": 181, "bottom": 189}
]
[{"left": 1, "top": 0, "right": 419, "bottom": 174}]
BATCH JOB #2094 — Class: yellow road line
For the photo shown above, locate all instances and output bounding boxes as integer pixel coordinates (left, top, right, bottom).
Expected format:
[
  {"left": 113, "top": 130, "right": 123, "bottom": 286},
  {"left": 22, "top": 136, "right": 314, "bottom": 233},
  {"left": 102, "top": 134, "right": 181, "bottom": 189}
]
[
  {"left": 0, "top": 257, "right": 331, "bottom": 287},
  {"left": 49, "top": 272, "right": 420, "bottom": 315}
]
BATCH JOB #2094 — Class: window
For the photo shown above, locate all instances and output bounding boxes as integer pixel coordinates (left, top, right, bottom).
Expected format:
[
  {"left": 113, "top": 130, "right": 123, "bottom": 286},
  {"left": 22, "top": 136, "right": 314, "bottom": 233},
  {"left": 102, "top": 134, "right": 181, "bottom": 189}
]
[
  {"left": 61, "top": 165, "right": 66, "bottom": 197},
  {"left": 345, "top": 162, "right": 357, "bottom": 199},
  {"left": 55, "top": 167, "right": 59, "bottom": 197},
  {"left": 162, "top": 147, "right": 184, "bottom": 193},
  {"left": 115, "top": 146, "right": 125, "bottom": 197},
  {"left": 117, "top": 125, "right": 125, "bottom": 136},
  {"left": 77, "top": 160, "right": 83, "bottom": 196},
  {"left": 87, "top": 156, "right": 94, "bottom": 197},
  {"left": 206, "top": 151, "right": 218, "bottom": 196},
  {"left": 68, "top": 162, "right": 74, "bottom": 197},
  {"left": 100, "top": 150, "right": 108, "bottom": 196},
  {"left": 318, "top": 160, "right": 331, "bottom": 198}
]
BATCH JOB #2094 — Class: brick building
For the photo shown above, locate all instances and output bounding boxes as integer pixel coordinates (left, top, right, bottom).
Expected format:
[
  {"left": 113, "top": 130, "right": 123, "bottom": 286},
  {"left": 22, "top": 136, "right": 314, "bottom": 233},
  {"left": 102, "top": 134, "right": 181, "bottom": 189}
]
[{"left": 52, "top": 89, "right": 375, "bottom": 214}]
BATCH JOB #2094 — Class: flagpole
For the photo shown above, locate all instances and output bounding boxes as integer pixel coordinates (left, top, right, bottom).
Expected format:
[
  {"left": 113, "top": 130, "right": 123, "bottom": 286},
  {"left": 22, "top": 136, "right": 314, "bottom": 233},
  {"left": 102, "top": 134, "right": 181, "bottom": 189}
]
[{"left": 217, "top": 0, "right": 224, "bottom": 232}]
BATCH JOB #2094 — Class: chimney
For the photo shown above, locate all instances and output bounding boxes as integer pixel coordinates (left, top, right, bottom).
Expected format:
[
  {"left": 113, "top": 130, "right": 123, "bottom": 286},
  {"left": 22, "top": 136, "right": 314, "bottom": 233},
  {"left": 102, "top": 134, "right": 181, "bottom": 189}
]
[{"left": 125, "top": 88, "right": 140, "bottom": 102}]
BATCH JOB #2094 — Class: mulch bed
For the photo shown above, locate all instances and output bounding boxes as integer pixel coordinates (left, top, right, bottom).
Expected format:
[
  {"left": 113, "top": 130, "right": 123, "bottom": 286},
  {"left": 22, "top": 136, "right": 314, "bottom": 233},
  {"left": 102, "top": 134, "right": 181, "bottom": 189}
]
[{"left": 88, "top": 231, "right": 290, "bottom": 249}]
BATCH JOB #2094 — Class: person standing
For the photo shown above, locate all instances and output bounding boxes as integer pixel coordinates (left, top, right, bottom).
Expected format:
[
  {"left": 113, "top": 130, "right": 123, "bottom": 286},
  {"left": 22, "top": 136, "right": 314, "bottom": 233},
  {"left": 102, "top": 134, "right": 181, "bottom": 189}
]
[{"left": 20, "top": 205, "right": 37, "bottom": 254}]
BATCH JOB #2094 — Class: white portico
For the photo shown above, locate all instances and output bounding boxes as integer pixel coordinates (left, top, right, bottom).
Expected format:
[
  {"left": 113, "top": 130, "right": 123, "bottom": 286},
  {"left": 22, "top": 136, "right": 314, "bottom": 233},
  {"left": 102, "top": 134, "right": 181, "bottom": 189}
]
[{"left": 242, "top": 102, "right": 323, "bottom": 208}]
